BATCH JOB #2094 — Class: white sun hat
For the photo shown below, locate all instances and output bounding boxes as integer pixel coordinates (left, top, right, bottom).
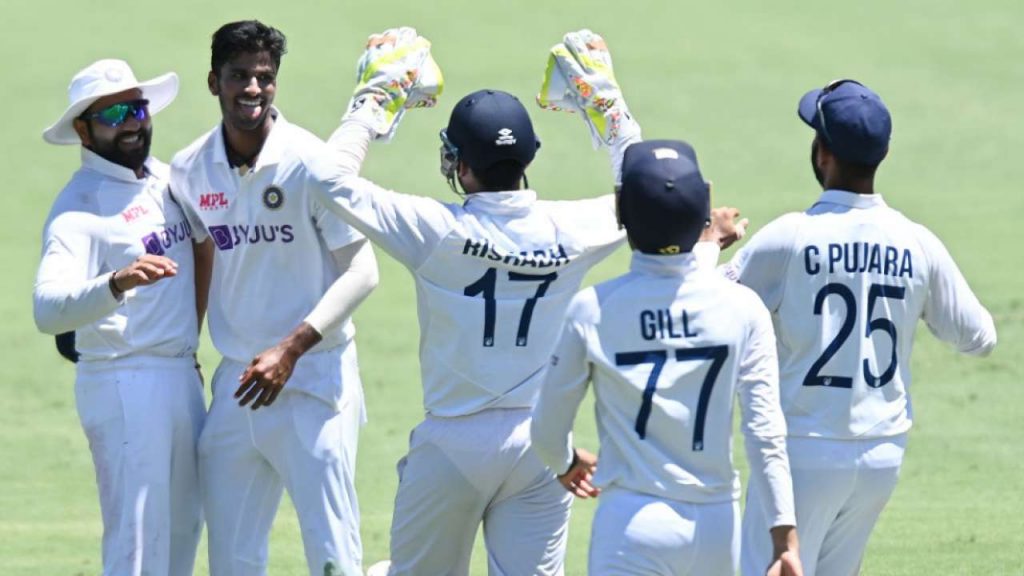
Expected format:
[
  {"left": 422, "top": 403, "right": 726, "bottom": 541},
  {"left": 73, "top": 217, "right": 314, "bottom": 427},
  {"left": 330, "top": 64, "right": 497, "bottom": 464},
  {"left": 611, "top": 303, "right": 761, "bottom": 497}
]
[{"left": 43, "top": 59, "right": 178, "bottom": 145}]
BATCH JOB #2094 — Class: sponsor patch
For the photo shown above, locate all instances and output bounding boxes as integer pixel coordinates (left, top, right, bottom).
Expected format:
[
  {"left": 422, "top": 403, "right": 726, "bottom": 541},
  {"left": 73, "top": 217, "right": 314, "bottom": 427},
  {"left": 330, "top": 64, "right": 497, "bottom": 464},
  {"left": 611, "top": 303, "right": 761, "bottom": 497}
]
[
  {"left": 199, "top": 192, "right": 229, "bottom": 210},
  {"left": 122, "top": 204, "right": 150, "bottom": 223},
  {"left": 209, "top": 224, "right": 295, "bottom": 250},
  {"left": 141, "top": 220, "right": 192, "bottom": 255}
]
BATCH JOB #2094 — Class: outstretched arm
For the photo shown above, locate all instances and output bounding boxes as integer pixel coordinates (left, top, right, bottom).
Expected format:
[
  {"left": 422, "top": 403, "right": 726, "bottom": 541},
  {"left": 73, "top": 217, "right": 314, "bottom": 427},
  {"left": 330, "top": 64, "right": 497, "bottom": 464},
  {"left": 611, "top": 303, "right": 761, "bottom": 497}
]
[{"left": 308, "top": 27, "right": 457, "bottom": 270}]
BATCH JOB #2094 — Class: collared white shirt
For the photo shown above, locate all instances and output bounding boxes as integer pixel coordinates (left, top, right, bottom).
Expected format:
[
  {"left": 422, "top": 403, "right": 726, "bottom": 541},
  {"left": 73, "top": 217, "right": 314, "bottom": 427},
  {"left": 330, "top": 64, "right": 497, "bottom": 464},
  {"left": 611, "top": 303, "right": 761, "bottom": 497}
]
[
  {"left": 720, "top": 189, "right": 997, "bottom": 440},
  {"left": 34, "top": 149, "right": 198, "bottom": 362},
  {"left": 307, "top": 124, "right": 627, "bottom": 416},
  {"left": 531, "top": 252, "right": 795, "bottom": 528},
  {"left": 171, "top": 112, "right": 364, "bottom": 403}
]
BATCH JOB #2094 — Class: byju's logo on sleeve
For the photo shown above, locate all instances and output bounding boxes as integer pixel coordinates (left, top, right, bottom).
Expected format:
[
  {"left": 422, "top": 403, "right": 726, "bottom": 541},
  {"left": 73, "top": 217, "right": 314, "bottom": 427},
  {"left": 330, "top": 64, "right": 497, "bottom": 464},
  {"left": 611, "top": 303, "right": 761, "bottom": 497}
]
[
  {"left": 141, "top": 220, "right": 192, "bottom": 255},
  {"left": 209, "top": 223, "right": 295, "bottom": 251},
  {"left": 142, "top": 233, "right": 165, "bottom": 255},
  {"left": 209, "top": 225, "right": 235, "bottom": 251}
]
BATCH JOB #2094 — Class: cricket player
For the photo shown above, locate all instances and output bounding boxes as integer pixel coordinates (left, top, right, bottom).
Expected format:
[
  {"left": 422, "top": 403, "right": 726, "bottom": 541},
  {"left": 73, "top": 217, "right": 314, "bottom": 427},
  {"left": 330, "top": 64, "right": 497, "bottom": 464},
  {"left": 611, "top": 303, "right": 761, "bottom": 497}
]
[
  {"left": 718, "top": 80, "right": 999, "bottom": 576},
  {"left": 169, "top": 21, "right": 378, "bottom": 576},
  {"left": 530, "top": 137, "right": 802, "bottom": 575},
  {"left": 34, "top": 59, "right": 205, "bottom": 576},
  {"left": 307, "top": 28, "right": 643, "bottom": 575}
]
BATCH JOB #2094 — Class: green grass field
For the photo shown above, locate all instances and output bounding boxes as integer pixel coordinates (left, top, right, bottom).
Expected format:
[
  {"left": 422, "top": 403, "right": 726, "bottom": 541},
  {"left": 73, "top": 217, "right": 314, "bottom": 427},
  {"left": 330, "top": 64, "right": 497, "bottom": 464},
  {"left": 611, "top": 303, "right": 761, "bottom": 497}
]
[{"left": 2, "top": 0, "right": 1022, "bottom": 574}]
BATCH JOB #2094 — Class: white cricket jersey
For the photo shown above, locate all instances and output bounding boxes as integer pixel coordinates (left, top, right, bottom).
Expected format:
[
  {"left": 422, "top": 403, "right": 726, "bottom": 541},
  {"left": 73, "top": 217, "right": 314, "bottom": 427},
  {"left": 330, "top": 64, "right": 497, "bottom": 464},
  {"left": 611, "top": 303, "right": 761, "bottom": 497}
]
[
  {"left": 34, "top": 149, "right": 198, "bottom": 361},
  {"left": 307, "top": 123, "right": 627, "bottom": 417},
  {"left": 721, "top": 190, "right": 997, "bottom": 440},
  {"left": 170, "top": 111, "right": 364, "bottom": 401},
  {"left": 532, "top": 252, "right": 796, "bottom": 528}
]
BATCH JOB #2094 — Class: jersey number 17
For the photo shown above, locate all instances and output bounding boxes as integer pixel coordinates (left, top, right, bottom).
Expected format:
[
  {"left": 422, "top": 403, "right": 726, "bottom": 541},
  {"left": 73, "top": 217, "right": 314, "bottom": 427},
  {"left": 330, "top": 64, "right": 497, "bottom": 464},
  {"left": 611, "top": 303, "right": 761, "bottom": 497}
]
[{"left": 464, "top": 268, "right": 558, "bottom": 347}]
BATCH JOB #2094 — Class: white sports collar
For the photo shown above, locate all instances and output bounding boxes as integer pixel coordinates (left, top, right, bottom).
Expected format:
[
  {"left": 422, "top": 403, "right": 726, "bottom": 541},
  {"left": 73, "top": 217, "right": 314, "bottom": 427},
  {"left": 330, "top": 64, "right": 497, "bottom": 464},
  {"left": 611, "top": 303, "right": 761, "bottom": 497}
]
[
  {"left": 629, "top": 251, "right": 703, "bottom": 278},
  {"left": 212, "top": 107, "right": 287, "bottom": 170},
  {"left": 816, "top": 189, "right": 889, "bottom": 209},
  {"left": 462, "top": 189, "right": 538, "bottom": 215}
]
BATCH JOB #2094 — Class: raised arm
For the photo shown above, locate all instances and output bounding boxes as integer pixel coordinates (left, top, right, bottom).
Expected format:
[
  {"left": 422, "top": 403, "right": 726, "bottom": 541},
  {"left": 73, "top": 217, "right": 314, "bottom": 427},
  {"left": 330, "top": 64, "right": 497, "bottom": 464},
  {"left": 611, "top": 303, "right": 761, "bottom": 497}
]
[
  {"left": 308, "top": 27, "right": 456, "bottom": 270},
  {"left": 537, "top": 29, "right": 642, "bottom": 186}
]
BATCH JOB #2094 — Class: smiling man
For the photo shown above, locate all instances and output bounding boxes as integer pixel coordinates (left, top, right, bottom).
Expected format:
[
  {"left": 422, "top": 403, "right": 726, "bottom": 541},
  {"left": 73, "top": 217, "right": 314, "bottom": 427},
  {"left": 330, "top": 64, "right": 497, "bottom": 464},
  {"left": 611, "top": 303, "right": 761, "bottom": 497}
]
[
  {"left": 170, "top": 20, "right": 378, "bottom": 576},
  {"left": 34, "top": 59, "right": 205, "bottom": 576}
]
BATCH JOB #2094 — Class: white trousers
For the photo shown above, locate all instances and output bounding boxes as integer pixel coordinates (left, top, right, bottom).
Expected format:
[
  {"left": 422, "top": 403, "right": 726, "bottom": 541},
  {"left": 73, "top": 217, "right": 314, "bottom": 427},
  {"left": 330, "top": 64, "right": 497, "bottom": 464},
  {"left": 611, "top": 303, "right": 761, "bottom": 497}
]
[
  {"left": 588, "top": 488, "right": 739, "bottom": 576},
  {"left": 388, "top": 408, "right": 573, "bottom": 576},
  {"left": 741, "top": 436, "right": 905, "bottom": 576},
  {"left": 199, "top": 346, "right": 364, "bottom": 576},
  {"left": 75, "top": 356, "right": 206, "bottom": 576}
]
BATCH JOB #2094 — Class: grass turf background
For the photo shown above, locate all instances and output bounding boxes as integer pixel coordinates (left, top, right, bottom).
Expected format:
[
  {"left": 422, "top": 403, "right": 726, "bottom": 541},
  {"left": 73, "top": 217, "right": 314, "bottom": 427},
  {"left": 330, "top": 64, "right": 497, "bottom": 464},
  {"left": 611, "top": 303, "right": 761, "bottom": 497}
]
[{"left": 1, "top": 0, "right": 1022, "bottom": 573}]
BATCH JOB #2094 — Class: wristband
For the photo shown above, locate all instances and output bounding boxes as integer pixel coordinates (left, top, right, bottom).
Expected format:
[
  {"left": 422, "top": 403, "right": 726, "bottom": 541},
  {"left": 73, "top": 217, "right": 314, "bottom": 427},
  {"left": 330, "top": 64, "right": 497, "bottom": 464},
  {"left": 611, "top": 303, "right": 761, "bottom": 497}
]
[{"left": 108, "top": 271, "right": 123, "bottom": 298}]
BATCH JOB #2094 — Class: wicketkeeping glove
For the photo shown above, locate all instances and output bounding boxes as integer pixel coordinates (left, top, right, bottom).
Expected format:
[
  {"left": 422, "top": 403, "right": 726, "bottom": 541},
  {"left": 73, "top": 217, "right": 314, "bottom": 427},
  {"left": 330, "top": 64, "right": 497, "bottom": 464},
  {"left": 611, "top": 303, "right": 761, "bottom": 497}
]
[
  {"left": 344, "top": 27, "right": 444, "bottom": 141},
  {"left": 537, "top": 29, "right": 636, "bottom": 148}
]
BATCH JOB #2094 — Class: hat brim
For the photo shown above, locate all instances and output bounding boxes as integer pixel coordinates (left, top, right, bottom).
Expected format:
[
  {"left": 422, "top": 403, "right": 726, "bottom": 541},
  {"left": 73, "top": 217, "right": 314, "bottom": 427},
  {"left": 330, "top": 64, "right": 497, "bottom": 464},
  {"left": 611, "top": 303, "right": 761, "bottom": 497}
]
[
  {"left": 42, "top": 72, "right": 179, "bottom": 145},
  {"left": 797, "top": 88, "right": 823, "bottom": 131}
]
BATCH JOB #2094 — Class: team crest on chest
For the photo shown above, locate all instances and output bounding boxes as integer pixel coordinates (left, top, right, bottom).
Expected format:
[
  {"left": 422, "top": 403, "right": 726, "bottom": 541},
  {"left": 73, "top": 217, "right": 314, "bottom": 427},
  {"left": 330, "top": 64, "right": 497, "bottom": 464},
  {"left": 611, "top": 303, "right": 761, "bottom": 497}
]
[{"left": 262, "top": 185, "right": 285, "bottom": 210}]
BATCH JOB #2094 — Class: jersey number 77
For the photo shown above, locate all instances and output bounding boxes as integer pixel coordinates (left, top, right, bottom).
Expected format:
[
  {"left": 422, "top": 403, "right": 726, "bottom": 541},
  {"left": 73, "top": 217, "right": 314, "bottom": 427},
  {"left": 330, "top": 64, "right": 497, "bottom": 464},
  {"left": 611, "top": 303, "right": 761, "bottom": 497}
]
[{"left": 615, "top": 346, "right": 729, "bottom": 451}]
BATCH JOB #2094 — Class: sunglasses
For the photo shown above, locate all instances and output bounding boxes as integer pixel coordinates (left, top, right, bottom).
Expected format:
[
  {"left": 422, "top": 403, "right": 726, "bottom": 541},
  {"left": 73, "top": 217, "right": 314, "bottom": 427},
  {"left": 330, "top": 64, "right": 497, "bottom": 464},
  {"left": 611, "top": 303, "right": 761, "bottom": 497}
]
[
  {"left": 815, "top": 79, "right": 861, "bottom": 143},
  {"left": 81, "top": 99, "right": 150, "bottom": 128}
]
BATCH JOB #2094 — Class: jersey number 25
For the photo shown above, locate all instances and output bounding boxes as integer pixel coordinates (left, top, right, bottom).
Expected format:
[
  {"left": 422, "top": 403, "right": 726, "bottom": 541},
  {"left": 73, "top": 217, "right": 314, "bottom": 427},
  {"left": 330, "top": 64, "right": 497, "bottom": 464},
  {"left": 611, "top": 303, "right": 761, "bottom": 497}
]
[{"left": 805, "top": 282, "right": 906, "bottom": 389}]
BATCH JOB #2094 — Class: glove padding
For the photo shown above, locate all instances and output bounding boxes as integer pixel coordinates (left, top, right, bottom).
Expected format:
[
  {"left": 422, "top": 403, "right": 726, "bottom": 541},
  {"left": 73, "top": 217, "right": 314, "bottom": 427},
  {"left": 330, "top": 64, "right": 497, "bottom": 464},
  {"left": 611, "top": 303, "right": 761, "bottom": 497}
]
[
  {"left": 537, "top": 29, "right": 632, "bottom": 148},
  {"left": 345, "top": 27, "right": 444, "bottom": 141}
]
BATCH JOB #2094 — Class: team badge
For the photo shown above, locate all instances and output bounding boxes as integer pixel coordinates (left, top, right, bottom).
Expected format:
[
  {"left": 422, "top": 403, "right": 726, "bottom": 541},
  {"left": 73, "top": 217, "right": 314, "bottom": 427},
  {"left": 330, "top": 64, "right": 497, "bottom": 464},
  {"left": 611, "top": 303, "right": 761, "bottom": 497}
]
[{"left": 263, "top": 186, "right": 284, "bottom": 210}]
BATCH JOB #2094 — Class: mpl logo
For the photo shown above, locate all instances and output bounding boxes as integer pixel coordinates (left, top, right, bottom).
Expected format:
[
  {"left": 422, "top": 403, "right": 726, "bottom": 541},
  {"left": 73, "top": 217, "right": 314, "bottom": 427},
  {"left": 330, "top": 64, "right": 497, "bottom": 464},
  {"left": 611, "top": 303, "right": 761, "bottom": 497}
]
[
  {"left": 122, "top": 204, "right": 150, "bottom": 223},
  {"left": 199, "top": 192, "right": 229, "bottom": 210},
  {"left": 209, "top": 223, "right": 295, "bottom": 251},
  {"left": 141, "top": 220, "right": 193, "bottom": 255}
]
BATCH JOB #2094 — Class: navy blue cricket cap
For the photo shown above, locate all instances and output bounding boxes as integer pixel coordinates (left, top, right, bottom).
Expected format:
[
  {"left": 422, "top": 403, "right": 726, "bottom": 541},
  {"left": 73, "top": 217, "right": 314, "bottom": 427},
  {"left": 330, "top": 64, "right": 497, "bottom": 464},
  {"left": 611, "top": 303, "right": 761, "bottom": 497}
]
[
  {"left": 798, "top": 79, "right": 892, "bottom": 166},
  {"left": 619, "top": 140, "right": 710, "bottom": 255},
  {"left": 445, "top": 89, "right": 539, "bottom": 172}
]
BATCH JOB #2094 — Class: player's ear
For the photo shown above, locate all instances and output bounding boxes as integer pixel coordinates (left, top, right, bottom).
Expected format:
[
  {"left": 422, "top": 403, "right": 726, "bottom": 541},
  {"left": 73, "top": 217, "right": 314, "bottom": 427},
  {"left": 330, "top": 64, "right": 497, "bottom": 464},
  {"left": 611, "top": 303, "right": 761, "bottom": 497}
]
[
  {"left": 208, "top": 71, "right": 219, "bottom": 96},
  {"left": 73, "top": 118, "right": 92, "bottom": 147}
]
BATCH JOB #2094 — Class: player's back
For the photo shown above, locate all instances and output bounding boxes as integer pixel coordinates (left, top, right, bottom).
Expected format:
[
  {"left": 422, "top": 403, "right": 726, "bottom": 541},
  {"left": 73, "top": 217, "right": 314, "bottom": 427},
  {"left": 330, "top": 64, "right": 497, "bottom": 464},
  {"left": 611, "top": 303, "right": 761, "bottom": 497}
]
[
  {"left": 575, "top": 253, "right": 771, "bottom": 503},
  {"left": 728, "top": 190, "right": 996, "bottom": 439},
  {"left": 411, "top": 192, "right": 622, "bottom": 416}
]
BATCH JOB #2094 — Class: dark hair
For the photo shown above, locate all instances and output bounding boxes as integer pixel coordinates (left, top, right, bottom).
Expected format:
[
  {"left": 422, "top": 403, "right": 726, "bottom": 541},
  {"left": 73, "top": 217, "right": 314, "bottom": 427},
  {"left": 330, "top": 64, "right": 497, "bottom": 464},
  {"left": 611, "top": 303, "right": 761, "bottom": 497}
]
[
  {"left": 819, "top": 138, "right": 881, "bottom": 179},
  {"left": 211, "top": 20, "right": 287, "bottom": 74},
  {"left": 475, "top": 159, "right": 527, "bottom": 191}
]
